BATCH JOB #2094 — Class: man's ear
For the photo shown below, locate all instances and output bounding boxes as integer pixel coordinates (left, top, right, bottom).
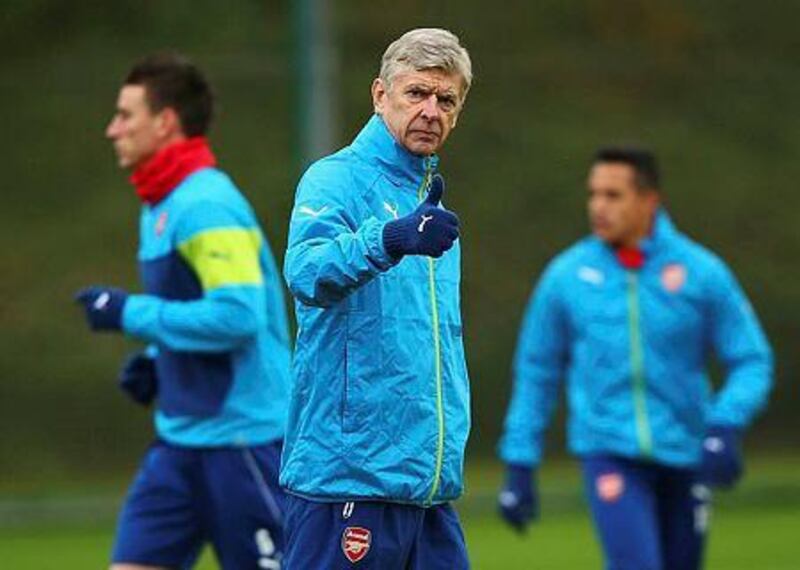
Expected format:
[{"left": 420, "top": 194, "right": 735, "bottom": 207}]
[
  {"left": 155, "top": 107, "right": 182, "bottom": 139},
  {"left": 371, "top": 78, "right": 386, "bottom": 115}
]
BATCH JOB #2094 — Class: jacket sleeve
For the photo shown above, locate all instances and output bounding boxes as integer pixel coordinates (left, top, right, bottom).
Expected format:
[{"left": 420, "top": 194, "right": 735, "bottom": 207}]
[
  {"left": 284, "top": 167, "right": 397, "bottom": 308},
  {"left": 121, "top": 202, "right": 266, "bottom": 352},
  {"left": 705, "top": 258, "right": 774, "bottom": 428},
  {"left": 498, "top": 262, "right": 570, "bottom": 466}
]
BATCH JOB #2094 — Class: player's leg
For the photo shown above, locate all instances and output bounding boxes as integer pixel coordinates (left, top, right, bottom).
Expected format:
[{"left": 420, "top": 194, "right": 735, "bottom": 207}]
[
  {"left": 111, "top": 442, "right": 204, "bottom": 570},
  {"left": 581, "top": 455, "right": 662, "bottom": 570},
  {"left": 408, "top": 503, "right": 469, "bottom": 570},
  {"left": 657, "top": 467, "right": 710, "bottom": 570},
  {"left": 282, "top": 497, "right": 416, "bottom": 569},
  {"left": 203, "top": 440, "right": 286, "bottom": 570}
]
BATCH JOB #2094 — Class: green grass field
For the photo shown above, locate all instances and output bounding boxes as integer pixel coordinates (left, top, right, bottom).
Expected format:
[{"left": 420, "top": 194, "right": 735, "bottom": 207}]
[{"left": 1, "top": 455, "right": 797, "bottom": 569}]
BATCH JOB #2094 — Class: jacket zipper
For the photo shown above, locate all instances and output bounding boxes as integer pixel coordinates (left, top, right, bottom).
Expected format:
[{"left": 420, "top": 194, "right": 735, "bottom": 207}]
[
  {"left": 626, "top": 271, "right": 653, "bottom": 456},
  {"left": 418, "top": 161, "right": 445, "bottom": 505}
]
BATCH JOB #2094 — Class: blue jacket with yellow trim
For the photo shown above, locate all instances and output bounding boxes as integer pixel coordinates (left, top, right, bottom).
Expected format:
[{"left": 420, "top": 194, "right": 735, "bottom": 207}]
[
  {"left": 122, "top": 167, "right": 292, "bottom": 447},
  {"left": 280, "top": 115, "right": 471, "bottom": 506},
  {"left": 498, "top": 210, "right": 773, "bottom": 468}
]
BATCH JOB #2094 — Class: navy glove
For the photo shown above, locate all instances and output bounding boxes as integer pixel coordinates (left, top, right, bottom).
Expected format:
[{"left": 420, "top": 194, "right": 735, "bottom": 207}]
[
  {"left": 700, "top": 425, "right": 743, "bottom": 488},
  {"left": 498, "top": 464, "right": 539, "bottom": 532},
  {"left": 382, "top": 174, "right": 460, "bottom": 259},
  {"left": 75, "top": 286, "right": 128, "bottom": 331},
  {"left": 118, "top": 351, "right": 158, "bottom": 406}
]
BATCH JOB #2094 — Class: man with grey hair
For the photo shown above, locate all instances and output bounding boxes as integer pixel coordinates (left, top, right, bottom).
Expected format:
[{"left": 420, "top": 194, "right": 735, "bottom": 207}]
[{"left": 280, "top": 28, "right": 473, "bottom": 568}]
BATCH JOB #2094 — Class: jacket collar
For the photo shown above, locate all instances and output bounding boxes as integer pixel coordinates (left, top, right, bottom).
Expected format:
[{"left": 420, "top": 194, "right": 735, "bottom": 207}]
[
  {"left": 595, "top": 208, "right": 679, "bottom": 267},
  {"left": 639, "top": 208, "right": 677, "bottom": 257},
  {"left": 350, "top": 114, "right": 438, "bottom": 186},
  {"left": 130, "top": 137, "right": 216, "bottom": 205}
]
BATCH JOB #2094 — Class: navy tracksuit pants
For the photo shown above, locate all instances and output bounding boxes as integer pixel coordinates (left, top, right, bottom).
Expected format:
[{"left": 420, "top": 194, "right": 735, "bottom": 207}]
[{"left": 582, "top": 455, "right": 710, "bottom": 570}]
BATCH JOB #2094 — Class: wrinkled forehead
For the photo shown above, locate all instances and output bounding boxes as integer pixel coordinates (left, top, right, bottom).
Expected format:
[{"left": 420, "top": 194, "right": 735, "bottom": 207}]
[{"left": 389, "top": 66, "right": 466, "bottom": 97}]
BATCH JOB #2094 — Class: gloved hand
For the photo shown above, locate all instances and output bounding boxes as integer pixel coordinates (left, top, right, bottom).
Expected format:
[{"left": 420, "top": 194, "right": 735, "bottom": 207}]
[
  {"left": 498, "top": 464, "right": 539, "bottom": 532},
  {"left": 118, "top": 351, "right": 158, "bottom": 406},
  {"left": 382, "top": 174, "right": 460, "bottom": 259},
  {"left": 75, "top": 286, "right": 128, "bottom": 331},
  {"left": 700, "top": 425, "right": 743, "bottom": 488}
]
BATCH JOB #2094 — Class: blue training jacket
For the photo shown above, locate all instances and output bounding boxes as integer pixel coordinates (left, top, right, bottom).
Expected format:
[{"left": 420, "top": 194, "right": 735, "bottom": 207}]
[
  {"left": 499, "top": 210, "right": 773, "bottom": 468},
  {"left": 122, "top": 167, "right": 292, "bottom": 447},
  {"left": 280, "top": 115, "right": 471, "bottom": 506}
]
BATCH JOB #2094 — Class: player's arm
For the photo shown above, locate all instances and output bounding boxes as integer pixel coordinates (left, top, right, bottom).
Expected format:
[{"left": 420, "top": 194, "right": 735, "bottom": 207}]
[
  {"left": 284, "top": 169, "right": 397, "bottom": 308},
  {"left": 706, "top": 259, "right": 774, "bottom": 428},
  {"left": 700, "top": 257, "right": 773, "bottom": 488},
  {"left": 122, "top": 203, "right": 266, "bottom": 352},
  {"left": 498, "top": 263, "right": 570, "bottom": 467},
  {"left": 496, "top": 262, "right": 570, "bottom": 530}
]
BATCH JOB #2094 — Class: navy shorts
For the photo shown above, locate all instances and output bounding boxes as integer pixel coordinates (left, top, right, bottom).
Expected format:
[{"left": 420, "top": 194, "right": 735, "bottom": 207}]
[
  {"left": 112, "top": 439, "right": 285, "bottom": 569},
  {"left": 582, "top": 455, "right": 711, "bottom": 570},
  {"left": 283, "top": 495, "right": 469, "bottom": 569}
]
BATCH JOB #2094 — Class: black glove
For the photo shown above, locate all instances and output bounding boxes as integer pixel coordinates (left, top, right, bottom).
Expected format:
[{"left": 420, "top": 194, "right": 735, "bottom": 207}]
[
  {"left": 75, "top": 286, "right": 128, "bottom": 331},
  {"left": 497, "top": 464, "right": 539, "bottom": 532},
  {"left": 700, "top": 425, "right": 743, "bottom": 488},
  {"left": 382, "top": 174, "right": 460, "bottom": 259},
  {"left": 118, "top": 351, "right": 158, "bottom": 406}
]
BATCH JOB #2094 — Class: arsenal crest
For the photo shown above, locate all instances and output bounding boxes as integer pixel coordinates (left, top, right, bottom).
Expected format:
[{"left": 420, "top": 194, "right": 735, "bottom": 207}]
[
  {"left": 661, "top": 263, "right": 686, "bottom": 293},
  {"left": 596, "top": 472, "right": 625, "bottom": 502},
  {"left": 341, "top": 526, "right": 372, "bottom": 564},
  {"left": 155, "top": 211, "right": 168, "bottom": 237}
]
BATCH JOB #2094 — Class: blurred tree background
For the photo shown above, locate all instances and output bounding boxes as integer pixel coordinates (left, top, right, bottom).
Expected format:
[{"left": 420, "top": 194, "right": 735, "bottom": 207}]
[{"left": 1, "top": 0, "right": 797, "bottom": 487}]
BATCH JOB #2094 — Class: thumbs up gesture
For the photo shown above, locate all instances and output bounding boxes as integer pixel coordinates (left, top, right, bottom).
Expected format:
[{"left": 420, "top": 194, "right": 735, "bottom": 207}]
[{"left": 382, "top": 174, "right": 460, "bottom": 259}]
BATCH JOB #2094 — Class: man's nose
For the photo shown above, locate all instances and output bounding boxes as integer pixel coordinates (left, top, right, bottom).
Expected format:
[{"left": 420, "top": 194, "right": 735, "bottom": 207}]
[
  {"left": 105, "top": 117, "right": 120, "bottom": 139},
  {"left": 420, "top": 94, "right": 440, "bottom": 119}
]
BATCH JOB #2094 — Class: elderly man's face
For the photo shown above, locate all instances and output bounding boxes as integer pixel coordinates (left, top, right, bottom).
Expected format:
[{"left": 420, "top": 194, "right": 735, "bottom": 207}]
[{"left": 372, "top": 68, "right": 464, "bottom": 156}]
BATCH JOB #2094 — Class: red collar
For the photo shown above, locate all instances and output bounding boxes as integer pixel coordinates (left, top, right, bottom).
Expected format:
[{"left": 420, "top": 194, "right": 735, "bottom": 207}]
[
  {"left": 130, "top": 137, "right": 217, "bottom": 205},
  {"left": 616, "top": 247, "right": 645, "bottom": 270}
]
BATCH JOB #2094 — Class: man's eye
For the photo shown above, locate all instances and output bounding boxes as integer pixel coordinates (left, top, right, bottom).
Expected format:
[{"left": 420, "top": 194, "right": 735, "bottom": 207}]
[
  {"left": 438, "top": 97, "right": 456, "bottom": 111},
  {"left": 407, "top": 89, "right": 426, "bottom": 100}
]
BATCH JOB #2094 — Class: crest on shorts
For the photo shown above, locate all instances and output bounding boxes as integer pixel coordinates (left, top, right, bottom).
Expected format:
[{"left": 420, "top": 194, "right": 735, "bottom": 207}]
[
  {"left": 661, "top": 263, "right": 686, "bottom": 293},
  {"left": 341, "top": 526, "right": 371, "bottom": 563},
  {"left": 596, "top": 472, "right": 625, "bottom": 502},
  {"left": 155, "top": 211, "right": 168, "bottom": 237}
]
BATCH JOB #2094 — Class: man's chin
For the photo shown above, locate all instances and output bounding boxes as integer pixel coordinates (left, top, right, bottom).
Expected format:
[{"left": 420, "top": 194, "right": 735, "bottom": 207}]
[
  {"left": 113, "top": 152, "right": 129, "bottom": 168},
  {"left": 593, "top": 228, "right": 617, "bottom": 244},
  {"left": 405, "top": 139, "right": 439, "bottom": 156},
  {"left": 116, "top": 155, "right": 138, "bottom": 170}
]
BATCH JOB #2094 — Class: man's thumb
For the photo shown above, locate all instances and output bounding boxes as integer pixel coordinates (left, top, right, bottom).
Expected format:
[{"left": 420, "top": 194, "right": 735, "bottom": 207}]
[{"left": 424, "top": 174, "right": 445, "bottom": 206}]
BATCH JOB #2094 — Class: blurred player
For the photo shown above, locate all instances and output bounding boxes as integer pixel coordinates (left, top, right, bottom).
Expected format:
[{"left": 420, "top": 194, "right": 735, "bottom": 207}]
[
  {"left": 496, "top": 147, "right": 773, "bottom": 569},
  {"left": 75, "top": 53, "right": 291, "bottom": 570},
  {"left": 280, "top": 28, "right": 472, "bottom": 569}
]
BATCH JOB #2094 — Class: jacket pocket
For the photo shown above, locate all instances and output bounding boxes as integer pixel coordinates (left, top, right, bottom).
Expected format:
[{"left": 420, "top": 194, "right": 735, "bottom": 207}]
[
  {"left": 342, "top": 314, "right": 381, "bottom": 433},
  {"left": 341, "top": 333, "right": 350, "bottom": 432}
]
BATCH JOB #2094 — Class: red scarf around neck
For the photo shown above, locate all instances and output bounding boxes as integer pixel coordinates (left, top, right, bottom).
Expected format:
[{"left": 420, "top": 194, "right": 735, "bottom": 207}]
[
  {"left": 616, "top": 247, "right": 645, "bottom": 270},
  {"left": 131, "top": 137, "right": 217, "bottom": 205}
]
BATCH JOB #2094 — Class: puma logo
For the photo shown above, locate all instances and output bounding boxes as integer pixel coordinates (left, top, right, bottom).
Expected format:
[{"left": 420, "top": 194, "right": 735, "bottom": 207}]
[
  {"left": 298, "top": 205, "right": 329, "bottom": 218},
  {"left": 93, "top": 292, "right": 111, "bottom": 310},
  {"left": 383, "top": 201, "right": 399, "bottom": 219},
  {"left": 418, "top": 215, "right": 434, "bottom": 232}
]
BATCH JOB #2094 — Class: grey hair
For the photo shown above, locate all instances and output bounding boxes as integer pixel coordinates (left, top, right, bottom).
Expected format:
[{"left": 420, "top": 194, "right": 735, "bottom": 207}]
[{"left": 379, "top": 28, "right": 472, "bottom": 99}]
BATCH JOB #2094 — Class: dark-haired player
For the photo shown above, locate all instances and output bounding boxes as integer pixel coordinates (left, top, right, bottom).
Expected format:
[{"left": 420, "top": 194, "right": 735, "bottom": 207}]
[
  {"left": 497, "top": 147, "right": 773, "bottom": 569},
  {"left": 76, "top": 53, "right": 290, "bottom": 570}
]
